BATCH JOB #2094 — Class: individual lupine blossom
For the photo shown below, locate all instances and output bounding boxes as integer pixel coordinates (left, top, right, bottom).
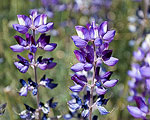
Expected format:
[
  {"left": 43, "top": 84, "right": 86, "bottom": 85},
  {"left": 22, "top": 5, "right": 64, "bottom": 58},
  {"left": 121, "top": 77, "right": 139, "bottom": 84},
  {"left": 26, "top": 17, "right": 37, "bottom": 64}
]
[
  {"left": 13, "top": 10, "right": 53, "bottom": 34},
  {"left": 11, "top": 11, "right": 58, "bottom": 119},
  {"left": 68, "top": 21, "right": 118, "bottom": 119},
  {"left": 19, "top": 98, "right": 57, "bottom": 119},
  {"left": 127, "top": 34, "right": 150, "bottom": 119}
]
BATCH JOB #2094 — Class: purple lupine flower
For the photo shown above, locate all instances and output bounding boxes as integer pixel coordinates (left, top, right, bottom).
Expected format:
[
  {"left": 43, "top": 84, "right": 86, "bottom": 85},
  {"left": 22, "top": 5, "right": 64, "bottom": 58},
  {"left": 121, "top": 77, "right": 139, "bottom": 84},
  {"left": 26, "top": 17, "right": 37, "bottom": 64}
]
[
  {"left": 127, "top": 105, "right": 146, "bottom": 119},
  {"left": 18, "top": 79, "right": 28, "bottom": 96},
  {"left": 28, "top": 78, "right": 38, "bottom": 96},
  {"left": 13, "top": 10, "right": 53, "bottom": 34},
  {"left": 140, "top": 67, "right": 150, "bottom": 78},
  {"left": 69, "top": 84, "right": 83, "bottom": 92},
  {"left": 39, "top": 97, "right": 57, "bottom": 114},
  {"left": 128, "top": 63, "right": 142, "bottom": 80},
  {"left": 133, "top": 48, "right": 145, "bottom": 61},
  {"left": 69, "top": 73, "right": 87, "bottom": 92},
  {"left": 19, "top": 104, "right": 35, "bottom": 119},
  {"left": 97, "top": 49, "right": 118, "bottom": 66},
  {"left": 37, "top": 56, "right": 56, "bottom": 70},
  {"left": 71, "top": 45, "right": 94, "bottom": 72},
  {"left": 10, "top": 33, "right": 36, "bottom": 53},
  {"left": 72, "top": 21, "right": 116, "bottom": 48},
  {"left": 18, "top": 78, "right": 38, "bottom": 96},
  {"left": 95, "top": 68, "right": 118, "bottom": 95},
  {"left": 37, "top": 34, "right": 57, "bottom": 51},
  {"left": 68, "top": 93, "right": 82, "bottom": 112},
  {"left": 39, "top": 74, "right": 58, "bottom": 89},
  {"left": 14, "top": 55, "right": 30, "bottom": 73}
]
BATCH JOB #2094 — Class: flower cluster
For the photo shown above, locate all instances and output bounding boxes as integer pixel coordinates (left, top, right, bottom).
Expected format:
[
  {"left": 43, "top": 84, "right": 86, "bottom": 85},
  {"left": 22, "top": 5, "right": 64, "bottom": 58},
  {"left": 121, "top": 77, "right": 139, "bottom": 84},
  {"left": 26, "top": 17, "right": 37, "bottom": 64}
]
[
  {"left": 13, "top": 10, "right": 54, "bottom": 34},
  {"left": 72, "top": 0, "right": 112, "bottom": 16},
  {"left": 30, "top": 0, "right": 66, "bottom": 18},
  {"left": 68, "top": 21, "right": 118, "bottom": 119},
  {"left": 127, "top": 34, "right": 150, "bottom": 119},
  {"left": 10, "top": 10, "right": 58, "bottom": 119}
]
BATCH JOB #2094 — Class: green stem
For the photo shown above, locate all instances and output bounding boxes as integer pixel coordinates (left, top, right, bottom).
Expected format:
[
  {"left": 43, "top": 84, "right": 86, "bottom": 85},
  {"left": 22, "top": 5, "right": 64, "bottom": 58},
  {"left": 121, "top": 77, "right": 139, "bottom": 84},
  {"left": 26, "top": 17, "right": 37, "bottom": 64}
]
[
  {"left": 32, "top": 30, "right": 41, "bottom": 120},
  {"left": 89, "top": 41, "right": 97, "bottom": 120}
]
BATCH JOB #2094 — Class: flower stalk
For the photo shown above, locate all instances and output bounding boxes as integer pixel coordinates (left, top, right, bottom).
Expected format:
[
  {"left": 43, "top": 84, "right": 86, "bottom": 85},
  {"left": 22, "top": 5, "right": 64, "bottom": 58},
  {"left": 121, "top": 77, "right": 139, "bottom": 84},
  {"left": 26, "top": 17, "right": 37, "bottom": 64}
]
[
  {"left": 89, "top": 41, "right": 97, "bottom": 120},
  {"left": 32, "top": 30, "right": 41, "bottom": 120}
]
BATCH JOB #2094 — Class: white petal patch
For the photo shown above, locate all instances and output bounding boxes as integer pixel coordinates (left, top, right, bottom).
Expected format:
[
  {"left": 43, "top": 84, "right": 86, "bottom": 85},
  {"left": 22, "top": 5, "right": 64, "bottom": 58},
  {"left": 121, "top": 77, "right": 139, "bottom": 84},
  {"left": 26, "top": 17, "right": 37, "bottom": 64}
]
[
  {"left": 103, "top": 23, "right": 107, "bottom": 33},
  {"left": 18, "top": 15, "right": 25, "bottom": 26}
]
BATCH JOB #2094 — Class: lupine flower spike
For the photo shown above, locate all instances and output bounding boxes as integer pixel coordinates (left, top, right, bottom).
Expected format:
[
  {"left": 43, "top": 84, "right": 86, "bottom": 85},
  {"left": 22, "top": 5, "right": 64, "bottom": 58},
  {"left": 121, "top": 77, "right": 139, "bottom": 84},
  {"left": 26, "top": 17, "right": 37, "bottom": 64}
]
[
  {"left": 11, "top": 10, "right": 58, "bottom": 119},
  {"left": 67, "top": 21, "right": 118, "bottom": 120}
]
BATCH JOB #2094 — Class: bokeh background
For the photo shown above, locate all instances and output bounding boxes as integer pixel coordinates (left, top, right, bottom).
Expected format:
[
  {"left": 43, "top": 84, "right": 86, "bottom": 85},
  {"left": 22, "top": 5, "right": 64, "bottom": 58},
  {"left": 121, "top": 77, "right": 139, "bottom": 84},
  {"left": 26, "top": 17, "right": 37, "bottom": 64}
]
[{"left": 0, "top": 0, "right": 144, "bottom": 119}]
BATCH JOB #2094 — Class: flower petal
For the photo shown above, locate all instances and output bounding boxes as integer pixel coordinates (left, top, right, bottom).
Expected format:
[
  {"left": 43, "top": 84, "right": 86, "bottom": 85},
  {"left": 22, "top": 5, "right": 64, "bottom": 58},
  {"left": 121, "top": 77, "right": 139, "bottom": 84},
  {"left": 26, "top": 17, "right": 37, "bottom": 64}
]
[
  {"left": 14, "top": 62, "right": 28, "bottom": 73},
  {"left": 140, "top": 67, "right": 150, "bottom": 77},
  {"left": 34, "top": 14, "right": 47, "bottom": 27},
  {"left": 13, "top": 24, "right": 28, "bottom": 34},
  {"left": 103, "top": 57, "right": 118, "bottom": 66},
  {"left": 47, "top": 62, "right": 56, "bottom": 69},
  {"left": 127, "top": 105, "right": 146, "bottom": 119},
  {"left": 75, "top": 26, "right": 90, "bottom": 40},
  {"left": 96, "top": 87, "right": 107, "bottom": 95},
  {"left": 71, "top": 63, "right": 84, "bottom": 72},
  {"left": 46, "top": 22, "right": 54, "bottom": 30},
  {"left": 99, "top": 21, "right": 108, "bottom": 36},
  {"left": 30, "top": 45, "right": 37, "bottom": 53},
  {"left": 97, "top": 106, "right": 109, "bottom": 115},
  {"left": 83, "top": 63, "right": 93, "bottom": 71},
  {"left": 38, "top": 63, "right": 47, "bottom": 70},
  {"left": 69, "top": 85, "right": 83, "bottom": 92},
  {"left": 81, "top": 109, "right": 89, "bottom": 117},
  {"left": 146, "top": 79, "right": 150, "bottom": 91},
  {"left": 103, "top": 30, "right": 116, "bottom": 42},
  {"left": 134, "top": 96, "right": 149, "bottom": 113},
  {"left": 17, "top": 15, "right": 31, "bottom": 27},
  {"left": 10, "top": 45, "right": 24, "bottom": 52},
  {"left": 44, "top": 43, "right": 57, "bottom": 51},
  {"left": 102, "top": 50, "right": 112, "bottom": 61},
  {"left": 36, "top": 25, "right": 48, "bottom": 33},
  {"left": 14, "top": 35, "right": 27, "bottom": 46},
  {"left": 71, "top": 36, "right": 88, "bottom": 48},
  {"left": 103, "top": 79, "right": 118, "bottom": 87},
  {"left": 94, "top": 38, "right": 102, "bottom": 46},
  {"left": 74, "top": 50, "right": 86, "bottom": 63},
  {"left": 19, "top": 86, "right": 28, "bottom": 96}
]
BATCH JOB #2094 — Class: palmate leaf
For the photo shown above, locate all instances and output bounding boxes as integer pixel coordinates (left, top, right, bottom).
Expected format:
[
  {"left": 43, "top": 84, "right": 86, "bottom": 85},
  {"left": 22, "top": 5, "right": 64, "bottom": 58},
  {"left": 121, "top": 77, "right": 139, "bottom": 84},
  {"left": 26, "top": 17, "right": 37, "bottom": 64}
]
[{"left": 0, "top": 103, "right": 7, "bottom": 116}]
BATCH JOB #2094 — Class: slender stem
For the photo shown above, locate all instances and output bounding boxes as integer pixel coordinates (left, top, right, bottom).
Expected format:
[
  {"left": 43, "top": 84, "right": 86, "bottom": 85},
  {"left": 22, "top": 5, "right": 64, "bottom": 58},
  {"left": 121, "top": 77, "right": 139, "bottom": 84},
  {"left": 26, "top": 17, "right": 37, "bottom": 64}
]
[
  {"left": 89, "top": 41, "right": 97, "bottom": 120},
  {"left": 32, "top": 30, "right": 41, "bottom": 120}
]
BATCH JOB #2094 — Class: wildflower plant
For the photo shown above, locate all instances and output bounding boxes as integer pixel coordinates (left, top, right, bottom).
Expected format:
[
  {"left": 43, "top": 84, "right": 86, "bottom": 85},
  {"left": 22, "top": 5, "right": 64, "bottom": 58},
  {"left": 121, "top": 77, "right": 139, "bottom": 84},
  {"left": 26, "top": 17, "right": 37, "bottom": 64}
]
[
  {"left": 68, "top": 21, "right": 119, "bottom": 120},
  {"left": 127, "top": 34, "right": 150, "bottom": 119},
  {"left": 127, "top": 1, "right": 150, "bottom": 119},
  {"left": 10, "top": 10, "right": 58, "bottom": 119}
]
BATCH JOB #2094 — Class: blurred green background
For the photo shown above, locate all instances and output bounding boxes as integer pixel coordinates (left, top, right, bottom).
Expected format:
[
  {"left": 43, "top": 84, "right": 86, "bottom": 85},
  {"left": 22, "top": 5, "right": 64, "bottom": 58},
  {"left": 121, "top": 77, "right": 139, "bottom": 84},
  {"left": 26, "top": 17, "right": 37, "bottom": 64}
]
[{"left": 0, "top": 0, "right": 142, "bottom": 119}]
